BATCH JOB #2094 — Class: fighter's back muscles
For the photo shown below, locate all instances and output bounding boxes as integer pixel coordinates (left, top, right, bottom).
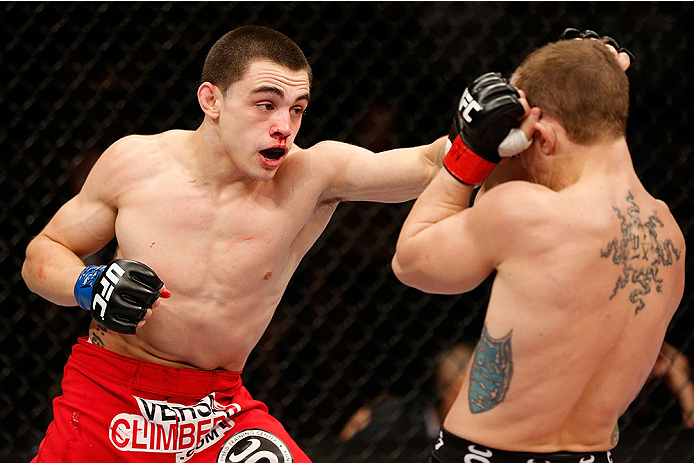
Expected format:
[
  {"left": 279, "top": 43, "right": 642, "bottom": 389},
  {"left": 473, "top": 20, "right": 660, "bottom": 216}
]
[{"left": 437, "top": 183, "right": 685, "bottom": 450}]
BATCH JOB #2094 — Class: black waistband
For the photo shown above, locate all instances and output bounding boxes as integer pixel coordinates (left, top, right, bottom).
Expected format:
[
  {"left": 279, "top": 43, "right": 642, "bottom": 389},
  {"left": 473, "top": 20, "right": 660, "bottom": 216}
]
[{"left": 430, "top": 428, "right": 614, "bottom": 463}]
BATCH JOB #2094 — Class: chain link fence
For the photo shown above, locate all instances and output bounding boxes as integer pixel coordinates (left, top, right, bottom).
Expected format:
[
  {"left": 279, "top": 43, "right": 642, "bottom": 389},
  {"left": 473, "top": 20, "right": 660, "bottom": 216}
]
[{"left": 2, "top": 2, "right": 693, "bottom": 462}]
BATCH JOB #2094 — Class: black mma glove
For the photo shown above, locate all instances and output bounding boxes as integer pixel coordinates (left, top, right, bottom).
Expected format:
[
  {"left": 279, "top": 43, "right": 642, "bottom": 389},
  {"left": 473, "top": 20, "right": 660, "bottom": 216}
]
[
  {"left": 443, "top": 72, "right": 525, "bottom": 186},
  {"left": 560, "top": 27, "right": 635, "bottom": 66},
  {"left": 74, "top": 259, "right": 166, "bottom": 334}
]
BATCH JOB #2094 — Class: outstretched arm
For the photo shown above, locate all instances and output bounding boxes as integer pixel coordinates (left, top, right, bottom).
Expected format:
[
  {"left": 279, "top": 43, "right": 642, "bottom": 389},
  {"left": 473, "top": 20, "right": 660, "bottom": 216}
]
[
  {"left": 317, "top": 73, "right": 535, "bottom": 205},
  {"left": 317, "top": 136, "right": 448, "bottom": 204}
]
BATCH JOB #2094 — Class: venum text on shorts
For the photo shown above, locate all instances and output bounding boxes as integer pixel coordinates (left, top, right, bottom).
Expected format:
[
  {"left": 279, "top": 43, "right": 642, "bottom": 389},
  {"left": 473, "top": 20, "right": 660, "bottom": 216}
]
[{"left": 109, "top": 393, "right": 241, "bottom": 462}]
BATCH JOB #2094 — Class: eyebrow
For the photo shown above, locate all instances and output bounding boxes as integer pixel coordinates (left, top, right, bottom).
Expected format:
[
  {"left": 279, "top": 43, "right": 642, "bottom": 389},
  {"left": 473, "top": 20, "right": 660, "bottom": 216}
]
[{"left": 251, "top": 86, "right": 310, "bottom": 103}]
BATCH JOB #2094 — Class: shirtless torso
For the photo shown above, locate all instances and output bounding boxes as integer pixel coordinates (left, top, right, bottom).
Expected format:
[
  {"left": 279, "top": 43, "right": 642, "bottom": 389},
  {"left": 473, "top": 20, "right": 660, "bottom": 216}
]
[
  {"left": 87, "top": 131, "right": 348, "bottom": 371},
  {"left": 443, "top": 168, "right": 685, "bottom": 451},
  {"left": 27, "top": 127, "right": 443, "bottom": 372}
]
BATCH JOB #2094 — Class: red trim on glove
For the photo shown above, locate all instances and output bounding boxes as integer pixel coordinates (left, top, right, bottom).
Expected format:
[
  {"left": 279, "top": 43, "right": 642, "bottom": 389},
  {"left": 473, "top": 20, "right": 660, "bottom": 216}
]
[{"left": 443, "top": 136, "right": 497, "bottom": 186}]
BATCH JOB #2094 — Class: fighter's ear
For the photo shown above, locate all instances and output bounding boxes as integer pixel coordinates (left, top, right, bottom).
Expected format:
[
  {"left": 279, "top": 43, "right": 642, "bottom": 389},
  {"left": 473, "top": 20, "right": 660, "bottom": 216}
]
[
  {"left": 534, "top": 119, "right": 557, "bottom": 155},
  {"left": 198, "top": 82, "right": 222, "bottom": 120}
]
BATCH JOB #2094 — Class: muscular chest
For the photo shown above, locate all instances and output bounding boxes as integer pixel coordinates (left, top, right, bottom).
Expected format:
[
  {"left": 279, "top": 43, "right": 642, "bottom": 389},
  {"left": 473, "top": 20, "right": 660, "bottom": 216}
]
[{"left": 113, "top": 178, "right": 322, "bottom": 292}]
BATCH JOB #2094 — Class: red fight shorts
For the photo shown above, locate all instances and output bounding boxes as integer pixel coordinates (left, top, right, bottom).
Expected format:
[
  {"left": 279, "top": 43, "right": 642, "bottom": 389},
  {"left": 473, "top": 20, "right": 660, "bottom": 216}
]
[{"left": 32, "top": 337, "right": 312, "bottom": 463}]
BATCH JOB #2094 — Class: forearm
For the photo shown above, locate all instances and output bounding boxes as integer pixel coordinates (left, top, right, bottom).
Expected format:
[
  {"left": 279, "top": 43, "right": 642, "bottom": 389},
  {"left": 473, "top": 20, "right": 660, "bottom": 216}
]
[
  {"left": 22, "top": 234, "right": 88, "bottom": 307},
  {"left": 392, "top": 169, "right": 493, "bottom": 293},
  {"left": 379, "top": 136, "right": 448, "bottom": 196},
  {"left": 394, "top": 170, "right": 473, "bottom": 275},
  {"left": 381, "top": 136, "right": 447, "bottom": 162},
  {"left": 400, "top": 170, "right": 474, "bottom": 240}
]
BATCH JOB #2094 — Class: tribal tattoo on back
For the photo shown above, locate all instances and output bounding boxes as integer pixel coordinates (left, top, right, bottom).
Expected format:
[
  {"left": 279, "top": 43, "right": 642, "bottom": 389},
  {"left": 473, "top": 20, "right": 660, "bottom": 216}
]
[
  {"left": 468, "top": 325, "right": 513, "bottom": 413},
  {"left": 601, "top": 192, "right": 681, "bottom": 315}
]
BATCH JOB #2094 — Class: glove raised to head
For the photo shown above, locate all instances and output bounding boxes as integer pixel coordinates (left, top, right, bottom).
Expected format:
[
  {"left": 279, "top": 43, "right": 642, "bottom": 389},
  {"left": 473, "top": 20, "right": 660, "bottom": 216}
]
[{"left": 444, "top": 72, "right": 524, "bottom": 186}]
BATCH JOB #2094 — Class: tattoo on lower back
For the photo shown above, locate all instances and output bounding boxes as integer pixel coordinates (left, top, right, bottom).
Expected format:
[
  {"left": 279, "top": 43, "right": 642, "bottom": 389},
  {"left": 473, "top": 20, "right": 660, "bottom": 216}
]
[
  {"left": 468, "top": 325, "right": 513, "bottom": 414},
  {"left": 90, "top": 325, "right": 107, "bottom": 348},
  {"left": 601, "top": 192, "right": 681, "bottom": 315}
]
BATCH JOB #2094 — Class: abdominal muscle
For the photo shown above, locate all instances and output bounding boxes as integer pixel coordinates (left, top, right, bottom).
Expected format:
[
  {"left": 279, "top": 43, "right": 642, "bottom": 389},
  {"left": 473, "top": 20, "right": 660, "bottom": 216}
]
[
  {"left": 88, "top": 282, "right": 288, "bottom": 372},
  {"left": 92, "top": 175, "right": 331, "bottom": 371},
  {"left": 86, "top": 232, "right": 305, "bottom": 372}
]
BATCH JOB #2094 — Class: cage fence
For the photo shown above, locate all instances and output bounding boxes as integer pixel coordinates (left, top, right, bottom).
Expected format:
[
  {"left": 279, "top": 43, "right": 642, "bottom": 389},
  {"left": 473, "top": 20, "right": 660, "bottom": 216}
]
[{"left": 1, "top": 2, "right": 693, "bottom": 462}]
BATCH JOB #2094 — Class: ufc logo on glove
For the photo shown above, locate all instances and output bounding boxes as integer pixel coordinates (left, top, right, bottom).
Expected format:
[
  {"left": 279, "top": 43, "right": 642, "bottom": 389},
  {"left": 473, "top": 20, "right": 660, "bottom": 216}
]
[
  {"left": 74, "top": 258, "right": 165, "bottom": 334},
  {"left": 93, "top": 262, "right": 126, "bottom": 316},
  {"left": 458, "top": 89, "right": 483, "bottom": 123}
]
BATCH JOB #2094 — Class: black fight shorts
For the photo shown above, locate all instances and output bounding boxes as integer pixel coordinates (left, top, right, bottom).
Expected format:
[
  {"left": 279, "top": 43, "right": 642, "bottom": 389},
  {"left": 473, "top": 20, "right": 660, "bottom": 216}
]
[{"left": 430, "top": 428, "right": 614, "bottom": 463}]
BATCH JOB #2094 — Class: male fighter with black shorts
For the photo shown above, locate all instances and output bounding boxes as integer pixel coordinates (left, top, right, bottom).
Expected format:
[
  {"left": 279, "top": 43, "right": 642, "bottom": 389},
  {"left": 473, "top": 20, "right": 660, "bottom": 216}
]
[{"left": 392, "top": 35, "right": 684, "bottom": 463}]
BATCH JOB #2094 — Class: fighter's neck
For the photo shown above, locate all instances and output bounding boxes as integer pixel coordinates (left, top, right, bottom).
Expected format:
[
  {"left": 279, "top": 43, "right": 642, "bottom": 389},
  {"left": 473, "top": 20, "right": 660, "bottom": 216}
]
[
  {"left": 185, "top": 125, "right": 267, "bottom": 191},
  {"left": 547, "top": 138, "right": 633, "bottom": 191}
]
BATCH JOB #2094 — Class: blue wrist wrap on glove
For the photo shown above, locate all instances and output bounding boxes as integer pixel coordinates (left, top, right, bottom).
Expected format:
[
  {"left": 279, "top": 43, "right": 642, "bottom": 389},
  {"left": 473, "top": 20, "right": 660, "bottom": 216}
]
[{"left": 74, "top": 265, "right": 106, "bottom": 311}]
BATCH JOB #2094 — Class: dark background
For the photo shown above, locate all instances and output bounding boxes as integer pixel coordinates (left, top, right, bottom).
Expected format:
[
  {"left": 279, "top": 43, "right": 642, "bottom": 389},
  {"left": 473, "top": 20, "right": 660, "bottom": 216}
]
[{"left": 1, "top": 2, "right": 693, "bottom": 462}]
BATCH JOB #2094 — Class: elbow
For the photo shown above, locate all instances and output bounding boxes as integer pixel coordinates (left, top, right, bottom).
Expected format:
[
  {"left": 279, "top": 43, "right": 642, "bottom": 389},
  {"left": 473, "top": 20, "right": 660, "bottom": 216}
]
[
  {"left": 21, "top": 239, "right": 43, "bottom": 295},
  {"left": 391, "top": 253, "right": 409, "bottom": 286},
  {"left": 393, "top": 244, "right": 482, "bottom": 295},
  {"left": 392, "top": 234, "right": 440, "bottom": 292},
  {"left": 391, "top": 247, "right": 427, "bottom": 291},
  {"left": 391, "top": 253, "right": 448, "bottom": 294},
  {"left": 21, "top": 259, "right": 37, "bottom": 294},
  {"left": 21, "top": 245, "right": 43, "bottom": 294}
]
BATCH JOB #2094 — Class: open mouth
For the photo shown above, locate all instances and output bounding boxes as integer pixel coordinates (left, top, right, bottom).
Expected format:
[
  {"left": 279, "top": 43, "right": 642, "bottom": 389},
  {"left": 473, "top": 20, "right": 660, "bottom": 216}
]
[{"left": 259, "top": 147, "right": 286, "bottom": 160}]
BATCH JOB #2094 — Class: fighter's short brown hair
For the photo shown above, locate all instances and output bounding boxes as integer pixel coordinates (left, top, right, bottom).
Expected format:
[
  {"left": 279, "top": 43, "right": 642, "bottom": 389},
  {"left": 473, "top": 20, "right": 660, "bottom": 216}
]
[
  {"left": 512, "top": 39, "right": 629, "bottom": 144},
  {"left": 201, "top": 25, "right": 312, "bottom": 94}
]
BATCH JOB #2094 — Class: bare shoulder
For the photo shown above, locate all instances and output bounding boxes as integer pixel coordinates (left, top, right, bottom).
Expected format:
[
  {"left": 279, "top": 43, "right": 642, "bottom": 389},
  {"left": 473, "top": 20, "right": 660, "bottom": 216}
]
[
  {"left": 93, "top": 133, "right": 161, "bottom": 171},
  {"left": 466, "top": 180, "right": 581, "bottom": 260},
  {"left": 655, "top": 197, "right": 685, "bottom": 232},
  {"left": 279, "top": 142, "right": 332, "bottom": 179},
  {"left": 651, "top": 197, "right": 686, "bottom": 254},
  {"left": 104, "top": 132, "right": 163, "bottom": 154},
  {"left": 287, "top": 140, "right": 373, "bottom": 197},
  {"left": 81, "top": 132, "right": 178, "bottom": 200},
  {"left": 473, "top": 180, "right": 557, "bottom": 225},
  {"left": 610, "top": 190, "right": 686, "bottom": 250},
  {"left": 92, "top": 131, "right": 182, "bottom": 175}
]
